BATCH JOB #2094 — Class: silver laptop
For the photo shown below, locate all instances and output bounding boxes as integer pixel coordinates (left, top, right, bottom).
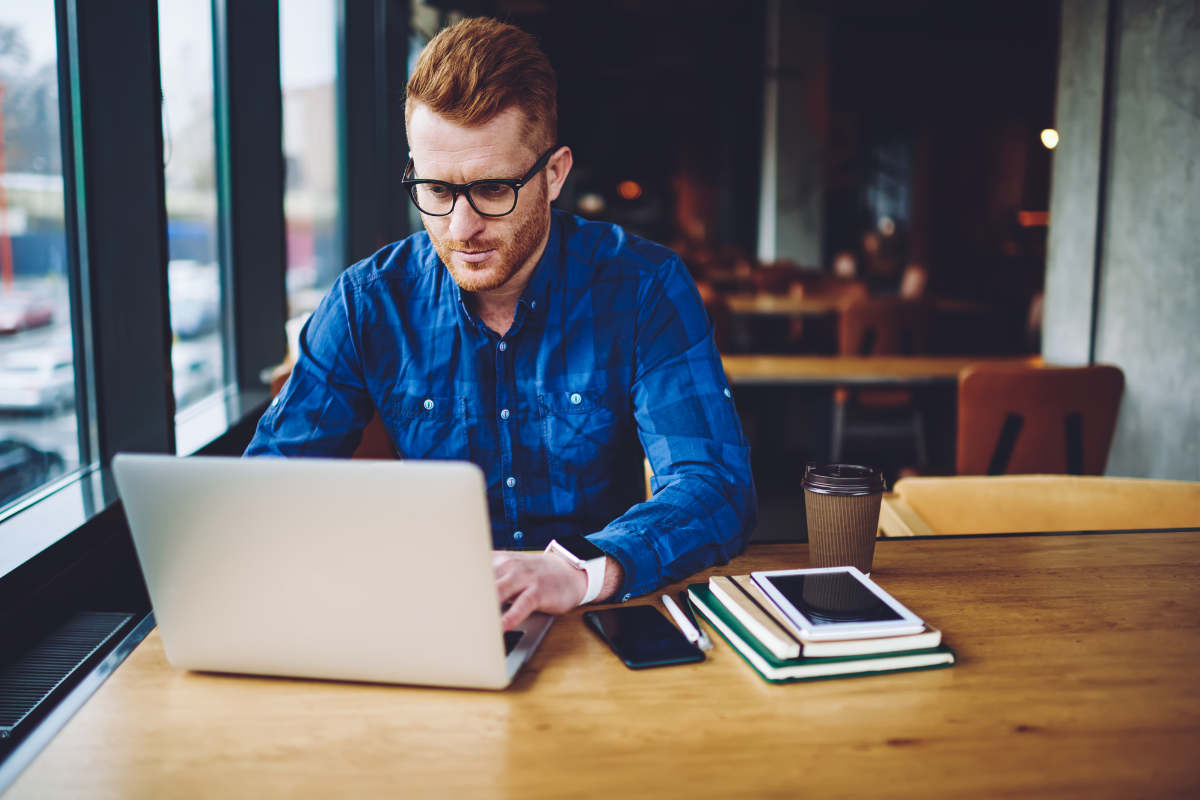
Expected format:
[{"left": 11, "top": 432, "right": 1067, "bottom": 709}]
[{"left": 112, "top": 454, "right": 552, "bottom": 689}]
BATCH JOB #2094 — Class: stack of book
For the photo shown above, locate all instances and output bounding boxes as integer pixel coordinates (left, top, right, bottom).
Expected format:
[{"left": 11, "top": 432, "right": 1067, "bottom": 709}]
[{"left": 686, "top": 575, "right": 956, "bottom": 683}]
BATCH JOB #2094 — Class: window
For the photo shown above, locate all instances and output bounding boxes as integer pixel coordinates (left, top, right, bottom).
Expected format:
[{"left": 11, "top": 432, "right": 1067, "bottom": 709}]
[
  {"left": 0, "top": 1, "right": 415, "bottom": 766},
  {"left": 158, "top": 0, "right": 225, "bottom": 434},
  {"left": 280, "top": 0, "right": 343, "bottom": 322},
  {"left": 0, "top": 4, "right": 78, "bottom": 513}
]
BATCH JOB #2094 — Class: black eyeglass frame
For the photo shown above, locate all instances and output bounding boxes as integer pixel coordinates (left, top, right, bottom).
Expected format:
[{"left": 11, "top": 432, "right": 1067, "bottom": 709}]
[{"left": 400, "top": 144, "right": 561, "bottom": 217}]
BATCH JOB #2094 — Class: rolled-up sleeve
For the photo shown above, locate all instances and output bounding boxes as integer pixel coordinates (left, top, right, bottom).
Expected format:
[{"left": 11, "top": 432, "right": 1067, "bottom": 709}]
[
  {"left": 245, "top": 277, "right": 374, "bottom": 458},
  {"left": 589, "top": 256, "right": 757, "bottom": 598}
]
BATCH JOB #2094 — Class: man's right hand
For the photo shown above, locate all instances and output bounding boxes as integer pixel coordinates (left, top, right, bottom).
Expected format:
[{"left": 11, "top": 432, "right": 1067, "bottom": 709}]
[{"left": 493, "top": 550, "right": 589, "bottom": 631}]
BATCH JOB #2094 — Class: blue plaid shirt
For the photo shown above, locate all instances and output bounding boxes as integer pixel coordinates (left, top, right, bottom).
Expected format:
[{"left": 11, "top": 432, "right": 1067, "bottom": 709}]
[{"left": 246, "top": 210, "right": 756, "bottom": 600}]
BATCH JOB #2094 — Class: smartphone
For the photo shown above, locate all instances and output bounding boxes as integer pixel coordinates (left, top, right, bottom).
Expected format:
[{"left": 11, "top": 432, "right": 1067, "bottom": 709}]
[{"left": 583, "top": 605, "right": 705, "bottom": 669}]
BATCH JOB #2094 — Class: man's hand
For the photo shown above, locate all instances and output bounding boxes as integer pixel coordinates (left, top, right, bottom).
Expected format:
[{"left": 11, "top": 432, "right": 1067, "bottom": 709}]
[{"left": 493, "top": 551, "right": 624, "bottom": 631}]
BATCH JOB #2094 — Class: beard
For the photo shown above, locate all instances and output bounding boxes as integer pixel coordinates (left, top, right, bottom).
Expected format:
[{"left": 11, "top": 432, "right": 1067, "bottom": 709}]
[{"left": 429, "top": 183, "right": 550, "bottom": 294}]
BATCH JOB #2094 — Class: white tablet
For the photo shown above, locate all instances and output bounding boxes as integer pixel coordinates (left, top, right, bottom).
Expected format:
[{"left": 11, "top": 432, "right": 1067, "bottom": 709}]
[{"left": 750, "top": 567, "right": 924, "bottom": 641}]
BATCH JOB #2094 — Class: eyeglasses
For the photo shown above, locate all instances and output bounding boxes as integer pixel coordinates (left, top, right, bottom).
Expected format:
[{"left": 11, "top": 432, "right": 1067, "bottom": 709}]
[{"left": 400, "top": 145, "right": 560, "bottom": 218}]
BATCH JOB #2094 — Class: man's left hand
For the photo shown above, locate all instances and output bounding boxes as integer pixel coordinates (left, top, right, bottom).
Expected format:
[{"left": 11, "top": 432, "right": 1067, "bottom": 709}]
[{"left": 493, "top": 550, "right": 623, "bottom": 631}]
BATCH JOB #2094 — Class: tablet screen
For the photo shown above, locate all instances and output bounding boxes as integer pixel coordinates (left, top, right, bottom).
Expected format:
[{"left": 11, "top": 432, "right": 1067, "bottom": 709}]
[{"left": 762, "top": 572, "right": 902, "bottom": 625}]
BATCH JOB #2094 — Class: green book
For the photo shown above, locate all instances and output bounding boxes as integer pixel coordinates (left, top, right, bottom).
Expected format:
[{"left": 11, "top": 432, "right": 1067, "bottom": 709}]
[{"left": 686, "top": 583, "right": 956, "bottom": 684}]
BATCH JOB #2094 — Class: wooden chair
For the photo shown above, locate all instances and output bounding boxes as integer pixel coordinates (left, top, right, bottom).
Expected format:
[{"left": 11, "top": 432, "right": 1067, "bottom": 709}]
[
  {"left": 957, "top": 363, "right": 1124, "bottom": 475},
  {"left": 268, "top": 359, "right": 395, "bottom": 459},
  {"left": 793, "top": 275, "right": 868, "bottom": 307},
  {"left": 832, "top": 298, "right": 931, "bottom": 464},
  {"left": 880, "top": 474, "right": 1200, "bottom": 536},
  {"left": 753, "top": 261, "right": 808, "bottom": 296}
]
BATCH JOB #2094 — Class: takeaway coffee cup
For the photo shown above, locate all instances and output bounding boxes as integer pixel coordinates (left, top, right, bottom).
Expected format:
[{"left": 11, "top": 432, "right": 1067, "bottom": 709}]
[{"left": 802, "top": 464, "right": 885, "bottom": 574}]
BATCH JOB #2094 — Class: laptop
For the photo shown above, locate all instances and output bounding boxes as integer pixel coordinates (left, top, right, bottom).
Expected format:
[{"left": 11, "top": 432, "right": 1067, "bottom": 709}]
[{"left": 112, "top": 454, "right": 553, "bottom": 689}]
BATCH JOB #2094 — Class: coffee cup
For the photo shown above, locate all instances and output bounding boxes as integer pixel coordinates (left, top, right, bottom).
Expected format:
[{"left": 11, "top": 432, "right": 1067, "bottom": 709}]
[{"left": 802, "top": 464, "right": 885, "bottom": 574}]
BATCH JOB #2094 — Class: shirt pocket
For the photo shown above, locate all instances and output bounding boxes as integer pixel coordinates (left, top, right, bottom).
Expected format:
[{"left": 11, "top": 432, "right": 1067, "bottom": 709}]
[
  {"left": 389, "top": 393, "right": 470, "bottom": 460},
  {"left": 538, "top": 389, "right": 620, "bottom": 480}
]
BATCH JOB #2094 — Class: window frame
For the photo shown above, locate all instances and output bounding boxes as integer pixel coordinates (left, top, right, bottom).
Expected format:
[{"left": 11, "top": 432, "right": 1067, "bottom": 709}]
[
  {"left": 0, "top": 2, "right": 413, "bottom": 781},
  {"left": 0, "top": 3, "right": 413, "bottom": 779}
]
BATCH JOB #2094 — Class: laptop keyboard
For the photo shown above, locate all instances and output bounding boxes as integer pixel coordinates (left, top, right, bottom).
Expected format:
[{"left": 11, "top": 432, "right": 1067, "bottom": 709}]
[{"left": 504, "top": 631, "right": 525, "bottom": 655}]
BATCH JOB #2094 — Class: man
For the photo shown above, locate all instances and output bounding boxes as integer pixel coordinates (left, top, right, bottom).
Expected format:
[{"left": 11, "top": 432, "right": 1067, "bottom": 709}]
[{"left": 246, "top": 17, "right": 755, "bottom": 630}]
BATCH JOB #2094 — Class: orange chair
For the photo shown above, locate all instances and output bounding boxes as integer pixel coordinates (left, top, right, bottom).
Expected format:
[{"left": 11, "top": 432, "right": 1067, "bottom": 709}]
[
  {"left": 880, "top": 474, "right": 1199, "bottom": 536},
  {"left": 956, "top": 363, "right": 1124, "bottom": 475},
  {"left": 268, "top": 360, "right": 395, "bottom": 459},
  {"left": 831, "top": 298, "right": 931, "bottom": 464}
]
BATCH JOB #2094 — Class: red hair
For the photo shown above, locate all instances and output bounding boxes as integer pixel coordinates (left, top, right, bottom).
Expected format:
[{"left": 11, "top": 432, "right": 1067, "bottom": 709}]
[{"left": 405, "top": 18, "right": 557, "bottom": 151}]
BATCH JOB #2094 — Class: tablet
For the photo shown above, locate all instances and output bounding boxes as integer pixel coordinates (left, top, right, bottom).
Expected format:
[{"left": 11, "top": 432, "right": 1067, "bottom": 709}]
[{"left": 750, "top": 567, "right": 924, "bottom": 641}]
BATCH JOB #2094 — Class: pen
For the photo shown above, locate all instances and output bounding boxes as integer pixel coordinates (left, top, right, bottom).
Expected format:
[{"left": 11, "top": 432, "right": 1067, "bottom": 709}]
[
  {"left": 676, "top": 590, "right": 714, "bottom": 651},
  {"left": 662, "top": 594, "right": 711, "bottom": 651}
]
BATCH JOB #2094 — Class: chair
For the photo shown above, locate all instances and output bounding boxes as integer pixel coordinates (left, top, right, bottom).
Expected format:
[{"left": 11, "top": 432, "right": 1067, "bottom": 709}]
[
  {"left": 792, "top": 275, "right": 868, "bottom": 307},
  {"left": 753, "top": 261, "right": 808, "bottom": 296},
  {"left": 268, "top": 359, "right": 396, "bottom": 459},
  {"left": 957, "top": 364, "right": 1124, "bottom": 475},
  {"left": 879, "top": 474, "right": 1200, "bottom": 536},
  {"left": 831, "top": 298, "right": 931, "bottom": 464}
]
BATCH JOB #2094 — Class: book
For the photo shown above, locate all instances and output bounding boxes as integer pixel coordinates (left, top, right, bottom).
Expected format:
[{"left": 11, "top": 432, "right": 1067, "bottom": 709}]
[
  {"left": 687, "top": 583, "right": 955, "bottom": 684},
  {"left": 721, "top": 574, "right": 944, "bottom": 658},
  {"left": 710, "top": 575, "right": 801, "bottom": 659}
]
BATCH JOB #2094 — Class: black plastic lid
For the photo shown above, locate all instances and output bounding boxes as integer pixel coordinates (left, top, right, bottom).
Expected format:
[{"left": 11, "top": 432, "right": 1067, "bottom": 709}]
[{"left": 802, "top": 464, "right": 884, "bottom": 496}]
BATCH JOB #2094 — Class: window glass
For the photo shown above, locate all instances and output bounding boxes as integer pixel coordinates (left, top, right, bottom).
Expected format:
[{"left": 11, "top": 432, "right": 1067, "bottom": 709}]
[
  {"left": 158, "top": 0, "right": 225, "bottom": 434},
  {"left": 280, "top": 0, "right": 343, "bottom": 322},
  {"left": 0, "top": 5, "right": 79, "bottom": 513}
]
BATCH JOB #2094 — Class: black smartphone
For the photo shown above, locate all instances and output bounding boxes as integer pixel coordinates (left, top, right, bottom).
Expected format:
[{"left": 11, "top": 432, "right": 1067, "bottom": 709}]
[{"left": 583, "top": 605, "right": 705, "bottom": 669}]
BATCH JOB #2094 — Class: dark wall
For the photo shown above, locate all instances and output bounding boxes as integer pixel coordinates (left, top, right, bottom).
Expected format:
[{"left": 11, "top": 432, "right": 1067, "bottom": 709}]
[
  {"left": 826, "top": 0, "right": 1060, "bottom": 308},
  {"left": 496, "top": 0, "right": 764, "bottom": 250}
]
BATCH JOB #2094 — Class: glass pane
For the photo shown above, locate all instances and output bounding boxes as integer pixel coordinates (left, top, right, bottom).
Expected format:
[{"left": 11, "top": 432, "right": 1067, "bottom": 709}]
[
  {"left": 281, "top": 0, "right": 343, "bottom": 325},
  {"left": 158, "top": 0, "right": 224, "bottom": 435},
  {"left": 0, "top": 5, "right": 79, "bottom": 513}
]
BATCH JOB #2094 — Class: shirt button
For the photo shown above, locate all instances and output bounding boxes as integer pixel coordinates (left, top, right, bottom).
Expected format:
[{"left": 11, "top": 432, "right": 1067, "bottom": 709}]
[
  {"left": 570, "top": 392, "right": 582, "bottom": 405},
  {"left": 723, "top": 388, "right": 733, "bottom": 399},
  {"left": 423, "top": 398, "right": 435, "bottom": 410},
  {"left": 500, "top": 408, "right": 510, "bottom": 420},
  {"left": 506, "top": 476, "right": 517, "bottom": 488},
  {"left": 530, "top": 300, "right": 537, "bottom": 309},
  {"left": 498, "top": 341, "right": 508, "bottom": 352},
  {"left": 513, "top": 530, "right": 524, "bottom": 542},
  {"left": 621, "top": 593, "right": 632, "bottom": 602}
]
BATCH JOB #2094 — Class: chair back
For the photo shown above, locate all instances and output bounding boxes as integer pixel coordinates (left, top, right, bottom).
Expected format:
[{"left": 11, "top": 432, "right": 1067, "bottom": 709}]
[
  {"left": 753, "top": 262, "right": 807, "bottom": 296},
  {"left": 881, "top": 474, "right": 1200, "bottom": 535},
  {"left": 838, "top": 298, "right": 929, "bottom": 356},
  {"left": 957, "top": 364, "right": 1124, "bottom": 475}
]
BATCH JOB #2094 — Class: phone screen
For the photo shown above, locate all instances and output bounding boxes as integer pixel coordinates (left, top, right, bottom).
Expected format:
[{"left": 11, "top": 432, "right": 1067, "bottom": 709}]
[
  {"left": 761, "top": 571, "right": 902, "bottom": 626},
  {"left": 584, "top": 605, "right": 704, "bottom": 669}
]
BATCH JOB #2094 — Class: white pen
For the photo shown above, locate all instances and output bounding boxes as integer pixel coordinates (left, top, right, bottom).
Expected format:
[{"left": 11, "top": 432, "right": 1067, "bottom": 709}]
[{"left": 661, "top": 594, "right": 704, "bottom": 649}]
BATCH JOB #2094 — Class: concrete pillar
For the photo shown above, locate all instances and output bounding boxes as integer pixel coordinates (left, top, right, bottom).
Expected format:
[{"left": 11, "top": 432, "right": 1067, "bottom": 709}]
[
  {"left": 757, "top": 1, "right": 828, "bottom": 266},
  {"left": 1043, "top": 0, "right": 1200, "bottom": 479}
]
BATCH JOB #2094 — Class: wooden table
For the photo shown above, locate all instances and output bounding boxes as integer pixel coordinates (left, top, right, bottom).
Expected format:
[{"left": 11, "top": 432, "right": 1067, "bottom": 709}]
[
  {"left": 8, "top": 531, "right": 1200, "bottom": 798},
  {"left": 726, "top": 294, "right": 841, "bottom": 317},
  {"left": 721, "top": 354, "right": 1040, "bottom": 386}
]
